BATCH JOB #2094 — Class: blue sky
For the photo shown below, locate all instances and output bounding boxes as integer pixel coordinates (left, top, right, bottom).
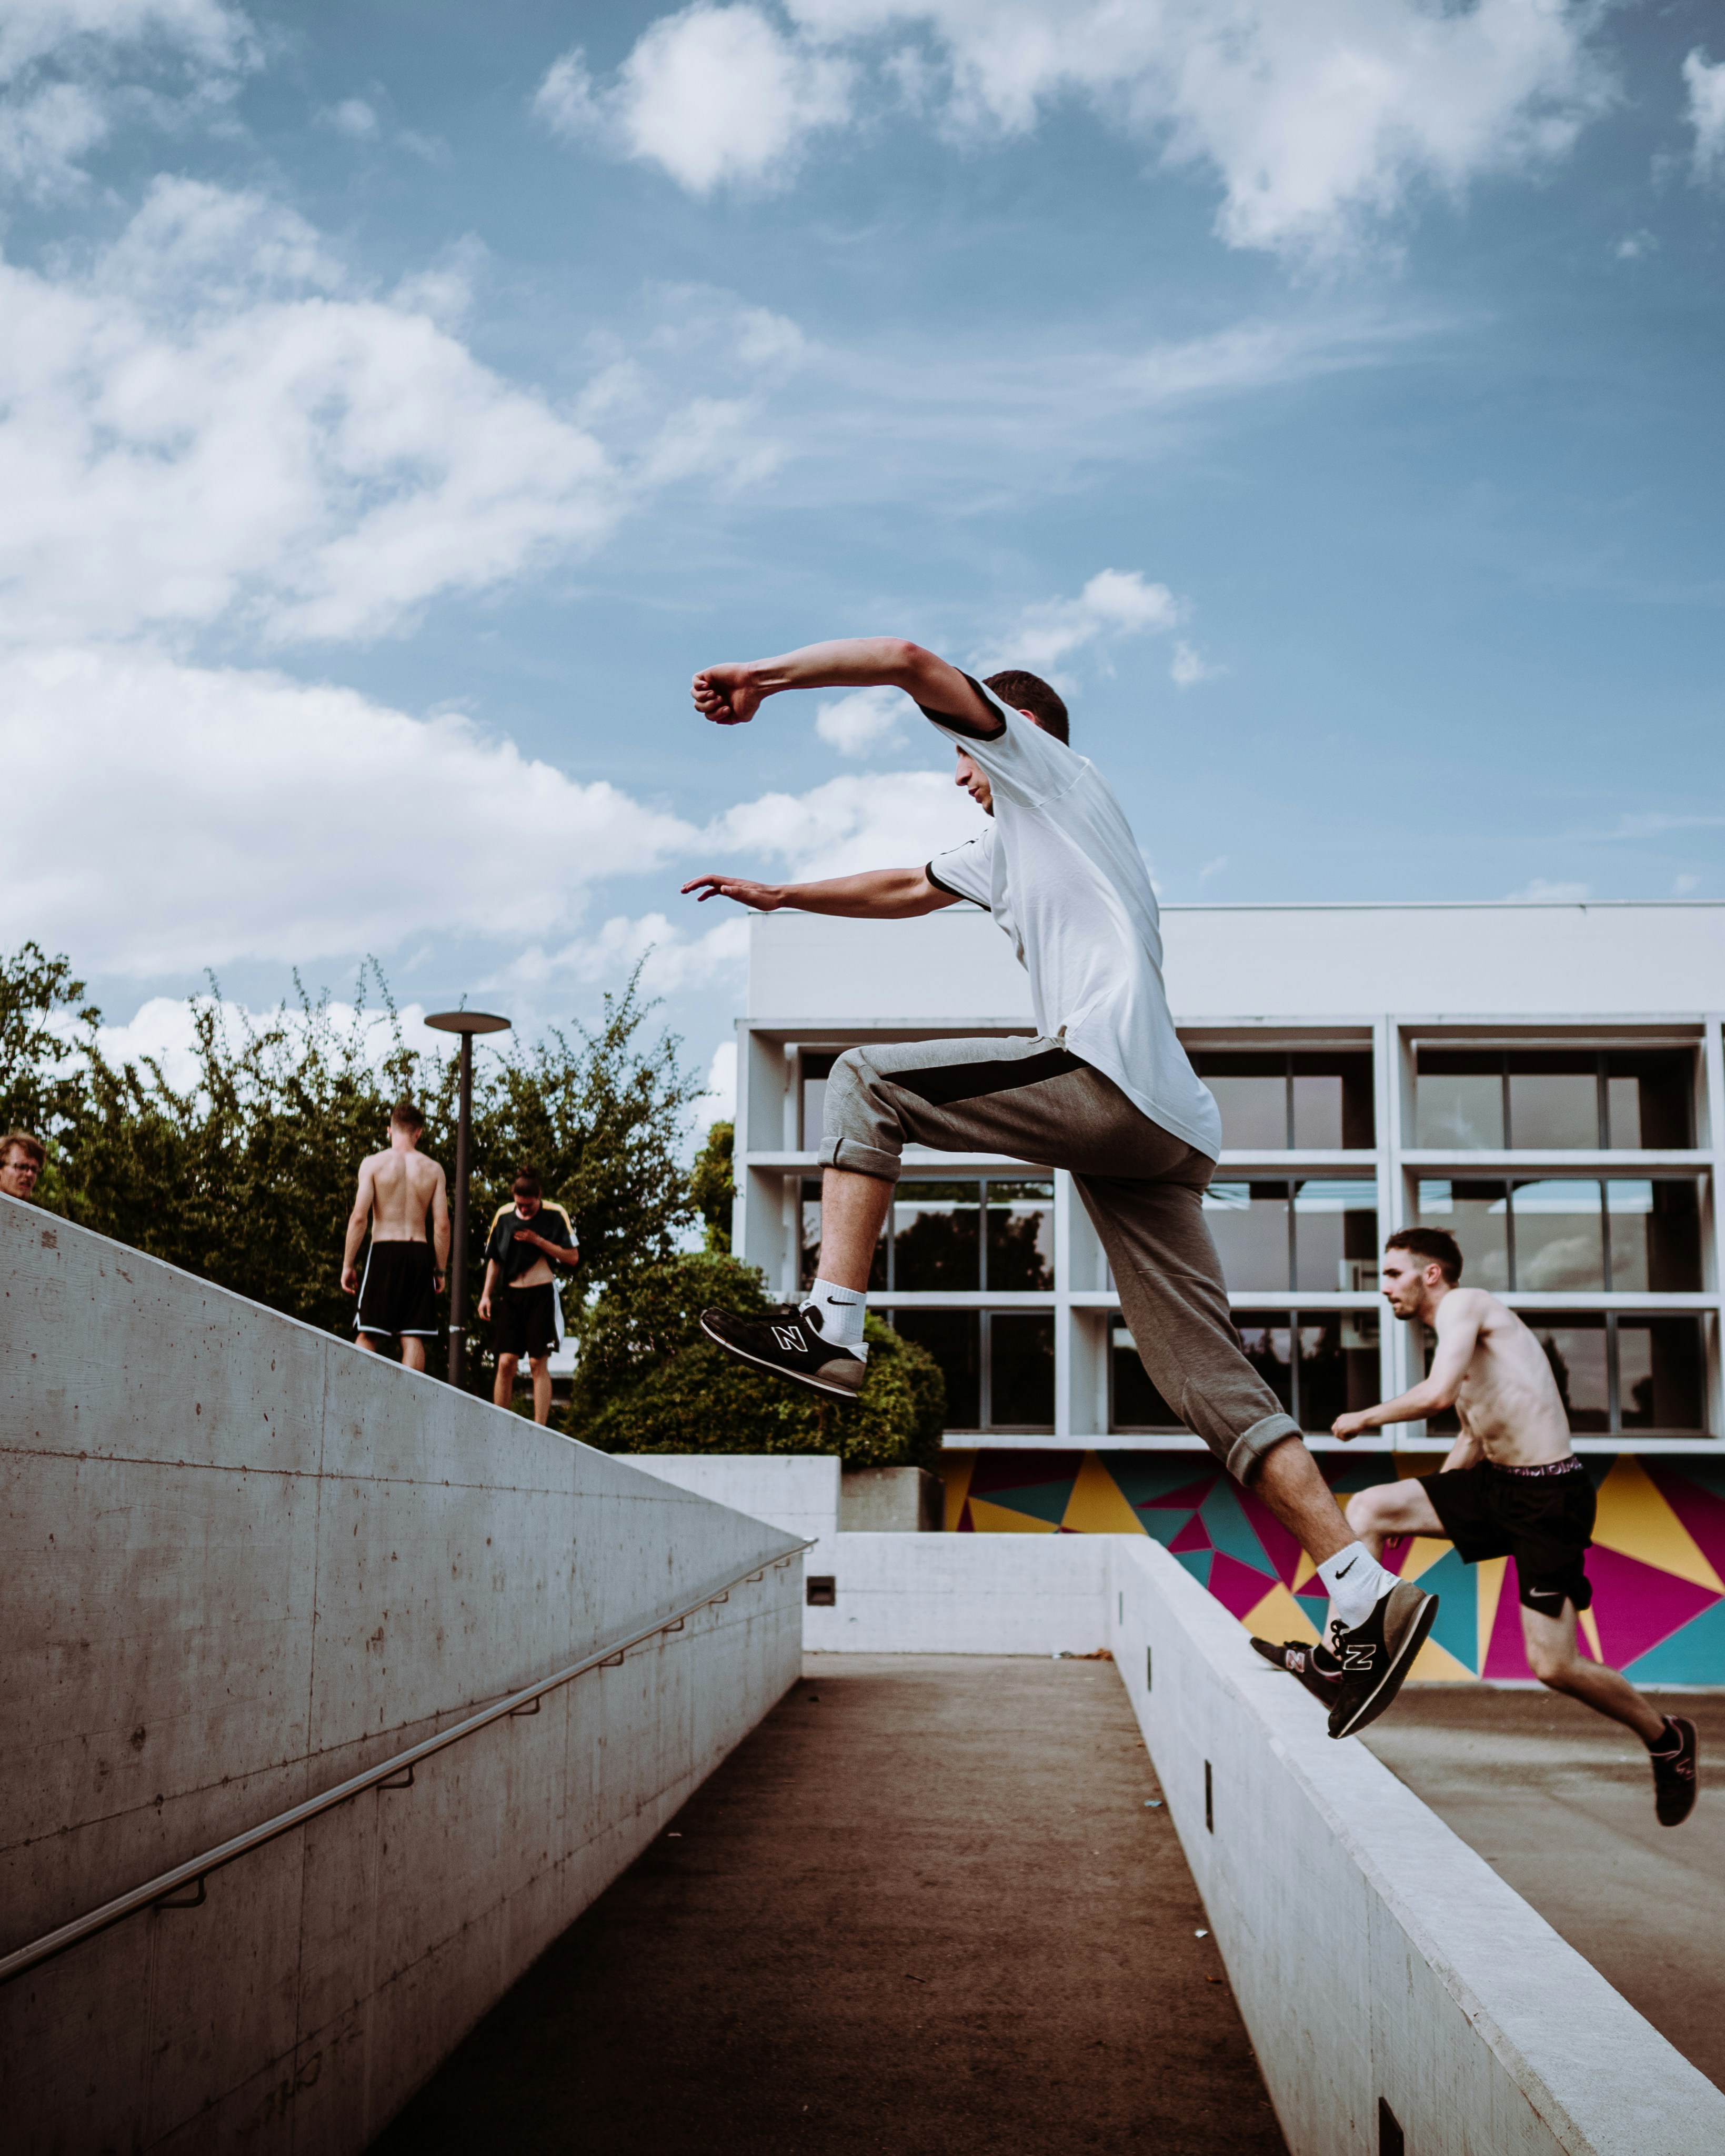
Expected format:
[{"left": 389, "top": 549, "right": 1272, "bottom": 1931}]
[{"left": 3, "top": 1, "right": 1722, "bottom": 1109}]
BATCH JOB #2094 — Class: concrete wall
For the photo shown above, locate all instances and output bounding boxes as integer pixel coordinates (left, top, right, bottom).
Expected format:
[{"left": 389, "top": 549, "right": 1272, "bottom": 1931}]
[
  {"left": 0, "top": 1203, "right": 804, "bottom": 2154},
  {"left": 1108, "top": 1536, "right": 1725, "bottom": 2156}
]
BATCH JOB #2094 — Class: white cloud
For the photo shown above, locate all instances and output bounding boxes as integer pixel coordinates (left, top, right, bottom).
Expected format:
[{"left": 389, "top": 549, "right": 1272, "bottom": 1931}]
[
  {"left": 988, "top": 567, "right": 1182, "bottom": 672},
  {"left": 1505, "top": 877, "right": 1589, "bottom": 902},
  {"left": 323, "top": 96, "right": 378, "bottom": 138},
  {"left": 705, "top": 768, "right": 986, "bottom": 877},
  {"left": 1673, "top": 874, "right": 1702, "bottom": 897},
  {"left": 815, "top": 685, "right": 906, "bottom": 755},
  {"left": 583, "top": 0, "right": 1609, "bottom": 258},
  {"left": 1613, "top": 228, "right": 1655, "bottom": 261},
  {"left": 1197, "top": 854, "right": 1229, "bottom": 885},
  {"left": 536, "top": 6, "right": 854, "bottom": 194},
  {"left": 697, "top": 1038, "right": 738, "bottom": 1130},
  {"left": 92, "top": 991, "right": 451, "bottom": 1092},
  {"left": 0, "top": 644, "right": 701, "bottom": 976},
  {"left": 0, "top": 0, "right": 255, "bottom": 195},
  {"left": 1683, "top": 48, "right": 1725, "bottom": 182},
  {"left": 1169, "top": 639, "right": 1221, "bottom": 687},
  {"left": 1597, "top": 811, "right": 1725, "bottom": 840},
  {"left": 497, "top": 913, "right": 752, "bottom": 997}
]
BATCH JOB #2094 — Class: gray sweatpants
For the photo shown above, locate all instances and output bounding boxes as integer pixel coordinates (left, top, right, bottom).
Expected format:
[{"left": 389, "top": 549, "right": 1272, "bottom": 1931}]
[{"left": 821, "top": 1034, "right": 1302, "bottom": 1485}]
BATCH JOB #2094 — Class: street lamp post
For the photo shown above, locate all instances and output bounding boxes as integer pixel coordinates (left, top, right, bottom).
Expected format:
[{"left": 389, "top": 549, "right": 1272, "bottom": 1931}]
[{"left": 424, "top": 1008, "right": 511, "bottom": 1387}]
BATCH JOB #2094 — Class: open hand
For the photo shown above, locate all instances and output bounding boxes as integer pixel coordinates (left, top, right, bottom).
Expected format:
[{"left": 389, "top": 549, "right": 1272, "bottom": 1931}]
[
  {"left": 681, "top": 873, "right": 784, "bottom": 910},
  {"left": 693, "top": 664, "right": 763, "bottom": 726}
]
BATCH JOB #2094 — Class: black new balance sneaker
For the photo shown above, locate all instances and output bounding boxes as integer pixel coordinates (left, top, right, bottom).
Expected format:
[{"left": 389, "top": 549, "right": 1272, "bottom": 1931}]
[
  {"left": 699, "top": 1304, "right": 867, "bottom": 1403},
  {"left": 1250, "top": 1635, "right": 1342, "bottom": 1709},
  {"left": 1650, "top": 1716, "right": 1699, "bottom": 1828},
  {"left": 1326, "top": 1579, "right": 1439, "bottom": 1740}
]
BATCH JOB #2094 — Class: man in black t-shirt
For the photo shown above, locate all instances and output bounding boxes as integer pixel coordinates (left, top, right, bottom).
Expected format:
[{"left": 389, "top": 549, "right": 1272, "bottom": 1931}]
[{"left": 478, "top": 1168, "right": 578, "bottom": 1423}]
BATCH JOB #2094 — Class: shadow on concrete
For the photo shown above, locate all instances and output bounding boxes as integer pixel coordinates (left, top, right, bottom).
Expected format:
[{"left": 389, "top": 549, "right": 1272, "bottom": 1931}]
[
  {"left": 1366, "top": 1687, "right": 1725, "bottom": 2091},
  {"left": 371, "top": 1654, "right": 1287, "bottom": 2154}
]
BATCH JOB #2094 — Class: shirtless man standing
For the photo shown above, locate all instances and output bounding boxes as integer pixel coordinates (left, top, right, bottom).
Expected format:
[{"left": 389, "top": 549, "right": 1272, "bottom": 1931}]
[
  {"left": 1252, "top": 1226, "right": 1698, "bottom": 1824},
  {"left": 340, "top": 1100, "right": 450, "bottom": 1372}
]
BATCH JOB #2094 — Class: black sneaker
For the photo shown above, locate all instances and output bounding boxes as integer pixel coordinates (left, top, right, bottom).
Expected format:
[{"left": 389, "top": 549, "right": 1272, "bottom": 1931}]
[
  {"left": 1327, "top": 1580, "right": 1439, "bottom": 1740},
  {"left": 699, "top": 1305, "right": 867, "bottom": 1403},
  {"left": 1651, "top": 1716, "right": 1699, "bottom": 1828},
  {"left": 1250, "top": 1635, "right": 1342, "bottom": 1709}
]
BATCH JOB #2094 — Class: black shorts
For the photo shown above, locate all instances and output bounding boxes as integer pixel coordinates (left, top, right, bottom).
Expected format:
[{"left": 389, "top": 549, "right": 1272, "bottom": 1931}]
[
  {"left": 493, "top": 1281, "right": 558, "bottom": 1361},
  {"left": 1420, "top": 1458, "right": 1596, "bottom": 1616},
  {"left": 356, "top": 1241, "right": 437, "bottom": 1340}
]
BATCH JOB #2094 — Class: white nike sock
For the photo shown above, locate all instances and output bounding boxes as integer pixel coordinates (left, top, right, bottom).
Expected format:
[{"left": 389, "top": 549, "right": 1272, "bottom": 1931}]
[
  {"left": 1317, "top": 1540, "right": 1399, "bottom": 1634},
  {"left": 803, "top": 1278, "right": 868, "bottom": 1356}
]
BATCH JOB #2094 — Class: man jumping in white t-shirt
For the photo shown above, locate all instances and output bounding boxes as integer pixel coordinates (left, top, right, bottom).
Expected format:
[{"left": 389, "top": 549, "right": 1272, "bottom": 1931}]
[{"left": 682, "top": 636, "right": 1437, "bottom": 1741}]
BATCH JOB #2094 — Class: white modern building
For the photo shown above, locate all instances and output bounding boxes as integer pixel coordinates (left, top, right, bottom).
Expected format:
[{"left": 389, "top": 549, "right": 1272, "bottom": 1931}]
[{"left": 733, "top": 901, "right": 1725, "bottom": 1456}]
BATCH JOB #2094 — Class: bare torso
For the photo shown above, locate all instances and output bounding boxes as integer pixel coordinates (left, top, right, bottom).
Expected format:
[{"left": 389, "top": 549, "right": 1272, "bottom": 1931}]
[
  {"left": 364, "top": 1146, "right": 444, "bottom": 1240},
  {"left": 1441, "top": 1289, "right": 1573, "bottom": 1465}
]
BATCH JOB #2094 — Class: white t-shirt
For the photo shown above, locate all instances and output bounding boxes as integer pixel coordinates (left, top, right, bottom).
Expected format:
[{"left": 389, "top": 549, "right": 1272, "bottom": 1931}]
[{"left": 923, "top": 680, "right": 1221, "bottom": 1161}]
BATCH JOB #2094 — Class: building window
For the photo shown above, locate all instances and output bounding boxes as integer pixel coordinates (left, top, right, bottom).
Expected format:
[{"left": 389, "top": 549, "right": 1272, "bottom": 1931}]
[
  {"left": 1423, "top": 1312, "right": 1706, "bottom": 1436},
  {"left": 799, "top": 1050, "right": 839, "bottom": 1148},
  {"left": 1191, "top": 1050, "right": 1375, "bottom": 1149},
  {"left": 1201, "top": 1178, "right": 1379, "bottom": 1293},
  {"left": 1414, "top": 1049, "right": 1694, "bottom": 1150},
  {"left": 1110, "top": 1310, "right": 1380, "bottom": 1435},
  {"left": 804, "top": 1176, "right": 1055, "bottom": 1293},
  {"left": 889, "top": 1308, "right": 1054, "bottom": 1432},
  {"left": 1415, "top": 1177, "right": 1703, "bottom": 1292}
]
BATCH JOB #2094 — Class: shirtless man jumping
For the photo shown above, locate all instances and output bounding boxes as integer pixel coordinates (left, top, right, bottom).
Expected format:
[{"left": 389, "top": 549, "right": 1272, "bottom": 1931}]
[
  {"left": 1252, "top": 1226, "right": 1698, "bottom": 1824},
  {"left": 340, "top": 1100, "right": 450, "bottom": 1372}
]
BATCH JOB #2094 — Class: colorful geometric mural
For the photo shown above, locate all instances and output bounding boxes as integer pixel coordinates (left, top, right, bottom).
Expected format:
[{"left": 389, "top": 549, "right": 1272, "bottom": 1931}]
[{"left": 942, "top": 1449, "right": 1725, "bottom": 1684}]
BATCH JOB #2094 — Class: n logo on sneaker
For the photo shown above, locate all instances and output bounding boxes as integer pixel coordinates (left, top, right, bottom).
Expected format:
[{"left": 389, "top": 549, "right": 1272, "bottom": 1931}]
[
  {"left": 771, "top": 1324, "right": 806, "bottom": 1352},
  {"left": 1341, "top": 1646, "right": 1376, "bottom": 1671}
]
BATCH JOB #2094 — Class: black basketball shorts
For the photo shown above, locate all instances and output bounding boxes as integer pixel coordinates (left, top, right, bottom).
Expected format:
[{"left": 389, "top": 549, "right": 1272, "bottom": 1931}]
[
  {"left": 1421, "top": 1457, "right": 1596, "bottom": 1616},
  {"left": 356, "top": 1241, "right": 438, "bottom": 1340},
  {"left": 493, "top": 1281, "right": 558, "bottom": 1361}
]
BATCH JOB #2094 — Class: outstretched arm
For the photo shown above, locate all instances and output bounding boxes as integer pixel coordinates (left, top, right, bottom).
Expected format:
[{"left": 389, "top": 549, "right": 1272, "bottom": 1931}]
[
  {"left": 1332, "top": 1295, "right": 1486, "bottom": 1439},
  {"left": 693, "top": 638, "right": 998, "bottom": 733},
  {"left": 682, "top": 866, "right": 959, "bottom": 918}
]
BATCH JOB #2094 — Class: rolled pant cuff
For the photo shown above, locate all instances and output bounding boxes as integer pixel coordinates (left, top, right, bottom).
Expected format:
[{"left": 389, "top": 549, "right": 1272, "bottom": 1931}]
[
  {"left": 817, "top": 1136, "right": 902, "bottom": 1182},
  {"left": 1228, "top": 1412, "right": 1304, "bottom": 1485}
]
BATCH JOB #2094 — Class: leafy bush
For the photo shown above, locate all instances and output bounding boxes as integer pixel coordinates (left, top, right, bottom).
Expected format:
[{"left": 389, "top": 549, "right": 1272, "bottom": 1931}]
[{"left": 572, "top": 1250, "right": 945, "bottom": 1470}]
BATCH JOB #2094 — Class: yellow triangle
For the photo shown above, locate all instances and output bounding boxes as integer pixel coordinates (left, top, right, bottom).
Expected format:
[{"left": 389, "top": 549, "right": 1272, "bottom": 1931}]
[
  {"left": 1477, "top": 1556, "right": 1508, "bottom": 1671},
  {"left": 944, "top": 1450, "right": 978, "bottom": 1532},
  {"left": 1292, "top": 1549, "right": 1317, "bottom": 1591},
  {"left": 1591, "top": 1455, "right": 1724, "bottom": 1593},
  {"left": 966, "top": 1495, "right": 1059, "bottom": 1535},
  {"left": 1579, "top": 1606, "right": 1604, "bottom": 1663},
  {"left": 1407, "top": 1634, "right": 1476, "bottom": 1683},
  {"left": 1239, "top": 1579, "right": 1320, "bottom": 1646},
  {"left": 1399, "top": 1535, "right": 1454, "bottom": 1583},
  {"left": 1060, "top": 1452, "right": 1148, "bottom": 1535}
]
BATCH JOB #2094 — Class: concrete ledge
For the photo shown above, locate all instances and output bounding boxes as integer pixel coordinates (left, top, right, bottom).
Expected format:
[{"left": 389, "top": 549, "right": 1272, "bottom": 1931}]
[
  {"left": 1108, "top": 1538, "right": 1725, "bottom": 2156},
  {"left": 817, "top": 1532, "right": 1111, "bottom": 1653}
]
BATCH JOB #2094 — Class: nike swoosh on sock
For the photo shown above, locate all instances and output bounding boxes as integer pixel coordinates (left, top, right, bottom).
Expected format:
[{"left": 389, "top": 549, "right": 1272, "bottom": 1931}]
[{"left": 1332, "top": 1558, "right": 1357, "bottom": 1578}]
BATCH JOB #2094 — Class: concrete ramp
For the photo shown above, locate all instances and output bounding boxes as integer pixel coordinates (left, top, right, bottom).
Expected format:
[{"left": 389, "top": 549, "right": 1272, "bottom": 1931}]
[{"left": 0, "top": 1202, "right": 804, "bottom": 2152}]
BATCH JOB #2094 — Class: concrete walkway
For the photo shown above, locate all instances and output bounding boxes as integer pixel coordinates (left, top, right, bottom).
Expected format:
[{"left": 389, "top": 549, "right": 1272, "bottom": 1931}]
[
  {"left": 372, "top": 1655, "right": 1287, "bottom": 2154},
  {"left": 1365, "top": 1688, "right": 1725, "bottom": 2089}
]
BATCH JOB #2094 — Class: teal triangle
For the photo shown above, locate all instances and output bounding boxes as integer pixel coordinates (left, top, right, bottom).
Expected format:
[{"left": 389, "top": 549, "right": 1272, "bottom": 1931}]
[
  {"left": 1140, "top": 1507, "right": 1201, "bottom": 1552},
  {"left": 1172, "top": 1548, "right": 1213, "bottom": 1588},
  {"left": 976, "top": 1475, "right": 1077, "bottom": 1527},
  {"left": 1198, "top": 1480, "right": 1271, "bottom": 1571},
  {"left": 1107, "top": 1456, "right": 1224, "bottom": 1509},
  {"left": 1413, "top": 1547, "right": 1478, "bottom": 1674},
  {"left": 1624, "top": 1593, "right": 1725, "bottom": 1686}
]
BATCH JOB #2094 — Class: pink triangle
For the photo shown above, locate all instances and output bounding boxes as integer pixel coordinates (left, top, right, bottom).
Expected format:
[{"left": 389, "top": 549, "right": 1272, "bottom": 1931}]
[
  {"left": 957, "top": 1500, "right": 974, "bottom": 1534},
  {"left": 1141, "top": 1474, "right": 1218, "bottom": 1512},
  {"left": 1235, "top": 1481, "right": 1307, "bottom": 1587},
  {"left": 1585, "top": 1547, "right": 1720, "bottom": 1670},
  {"left": 1648, "top": 1468, "right": 1725, "bottom": 1579},
  {"left": 1208, "top": 1552, "right": 1280, "bottom": 1620},
  {"left": 1482, "top": 1568, "right": 1530, "bottom": 1680},
  {"left": 1168, "top": 1513, "right": 1213, "bottom": 1555}
]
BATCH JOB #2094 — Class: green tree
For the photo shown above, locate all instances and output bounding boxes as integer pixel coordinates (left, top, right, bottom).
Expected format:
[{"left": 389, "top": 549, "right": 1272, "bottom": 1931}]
[
  {"left": 689, "top": 1119, "right": 734, "bottom": 1252},
  {"left": 570, "top": 1250, "right": 945, "bottom": 1469},
  {"left": 0, "top": 942, "right": 102, "bottom": 1213}
]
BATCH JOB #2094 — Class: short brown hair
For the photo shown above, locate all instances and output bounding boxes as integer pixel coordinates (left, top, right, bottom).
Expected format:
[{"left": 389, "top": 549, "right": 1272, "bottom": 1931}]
[
  {"left": 2, "top": 1130, "right": 45, "bottom": 1166},
  {"left": 984, "top": 669, "right": 1069, "bottom": 744},
  {"left": 512, "top": 1167, "right": 542, "bottom": 1199},
  {"left": 1386, "top": 1227, "right": 1462, "bottom": 1284},
  {"left": 389, "top": 1099, "right": 425, "bottom": 1134}
]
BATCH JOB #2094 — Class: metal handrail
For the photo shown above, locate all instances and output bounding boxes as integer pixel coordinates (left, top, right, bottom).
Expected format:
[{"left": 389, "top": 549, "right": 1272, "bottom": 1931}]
[{"left": 1, "top": 1541, "right": 812, "bottom": 1987}]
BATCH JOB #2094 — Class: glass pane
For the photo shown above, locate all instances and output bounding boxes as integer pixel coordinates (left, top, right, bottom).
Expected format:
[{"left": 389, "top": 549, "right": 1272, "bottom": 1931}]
[
  {"left": 1511, "top": 1181, "right": 1604, "bottom": 1291},
  {"left": 1417, "top": 1179, "right": 1509, "bottom": 1291},
  {"left": 1202, "top": 1181, "right": 1290, "bottom": 1291},
  {"left": 1292, "top": 1179, "right": 1379, "bottom": 1292},
  {"left": 1507, "top": 1055, "right": 1599, "bottom": 1149},
  {"left": 985, "top": 1179, "right": 1055, "bottom": 1289},
  {"left": 1528, "top": 1316, "right": 1609, "bottom": 1433},
  {"left": 800, "top": 1050, "right": 838, "bottom": 1148},
  {"left": 1605, "top": 1050, "right": 1694, "bottom": 1148},
  {"left": 889, "top": 1309, "right": 979, "bottom": 1429},
  {"left": 1291, "top": 1052, "right": 1375, "bottom": 1148},
  {"left": 990, "top": 1312, "right": 1055, "bottom": 1428},
  {"left": 1195, "top": 1054, "right": 1287, "bottom": 1149},
  {"left": 1110, "top": 1321, "right": 1184, "bottom": 1430},
  {"left": 892, "top": 1182, "right": 981, "bottom": 1290},
  {"left": 1603, "top": 1179, "right": 1702, "bottom": 1293},
  {"left": 1234, "top": 1310, "right": 1295, "bottom": 1417},
  {"left": 1416, "top": 1053, "right": 1503, "bottom": 1149},
  {"left": 801, "top": 1178, "right": 885, "bottom": 1292},
  {"left": 1297, "top": 1310, "right": 1381, "bottom": 1432},
  {"left": 1616, "top": 1316, "right": 1706, "bottom": 1432}
]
